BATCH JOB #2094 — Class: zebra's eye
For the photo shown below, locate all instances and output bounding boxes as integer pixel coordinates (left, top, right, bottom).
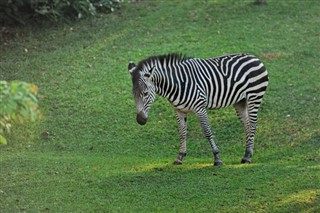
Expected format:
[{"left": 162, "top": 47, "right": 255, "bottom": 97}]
[{"left": 143, "top": 91, "right": 148, "bottom": 96}]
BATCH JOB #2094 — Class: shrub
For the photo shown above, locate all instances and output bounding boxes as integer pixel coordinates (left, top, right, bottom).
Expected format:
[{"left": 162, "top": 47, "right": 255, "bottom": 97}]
[
  {"left": 0, "top": 80, "right": 40, "bottom": 144},
  {"left": 0, "top": 0, "right": 122, "bottom": 24}
]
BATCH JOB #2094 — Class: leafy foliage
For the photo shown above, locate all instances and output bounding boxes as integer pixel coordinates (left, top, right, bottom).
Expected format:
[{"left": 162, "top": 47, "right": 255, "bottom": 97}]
[
  {"left": 0, "top": 0, "right": 121, "bottom": 24},
  {"left": 0, "top": 80, "right": 40, "bottom": 144}
]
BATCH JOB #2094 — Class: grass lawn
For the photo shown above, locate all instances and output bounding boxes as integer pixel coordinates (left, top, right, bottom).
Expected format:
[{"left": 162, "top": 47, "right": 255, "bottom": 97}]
[{"left": 1, "top": 0, "right": 319, "bottom": 212}]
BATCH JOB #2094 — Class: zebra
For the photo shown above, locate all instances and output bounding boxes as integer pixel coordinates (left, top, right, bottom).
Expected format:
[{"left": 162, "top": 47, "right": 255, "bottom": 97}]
[{"left": 128, "top": 53, "right": 269, "bottom": 166}]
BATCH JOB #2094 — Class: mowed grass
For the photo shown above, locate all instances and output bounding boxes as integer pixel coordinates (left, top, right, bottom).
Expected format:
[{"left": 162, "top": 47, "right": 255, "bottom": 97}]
[{"left": 1, "top": 0, "right": 319, "bottom": 212}]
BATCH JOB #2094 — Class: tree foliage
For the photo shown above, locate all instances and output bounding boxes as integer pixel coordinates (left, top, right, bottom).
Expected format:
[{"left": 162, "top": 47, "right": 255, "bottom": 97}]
[
  {"left": 0, "top": 80, "right": 40, "bottom": 144},
  {"left": 0, "top": 0, "right": 122, "bottom": 25}
]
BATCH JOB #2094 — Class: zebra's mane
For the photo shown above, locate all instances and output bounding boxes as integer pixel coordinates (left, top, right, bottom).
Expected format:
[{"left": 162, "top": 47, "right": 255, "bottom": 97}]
[{"left": 136, "top": 53, "right": 189, "bottom": 71}]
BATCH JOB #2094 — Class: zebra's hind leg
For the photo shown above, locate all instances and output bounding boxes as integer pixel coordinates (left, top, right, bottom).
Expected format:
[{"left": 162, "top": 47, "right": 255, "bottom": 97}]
[
  {"left": 196, "top": 109, "right": 223, "bottom": 166},
  {"left": 234, "top": 98, "right": 259, "bottom": 164},
  {"left": 174, "top": 111, "right": 188, "bottom": 165}
]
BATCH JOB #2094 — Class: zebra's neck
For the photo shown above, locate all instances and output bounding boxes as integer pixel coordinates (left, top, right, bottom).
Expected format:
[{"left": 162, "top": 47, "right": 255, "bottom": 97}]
[{"left": 152, "top": 62, "right": 185, "bottom": 103}]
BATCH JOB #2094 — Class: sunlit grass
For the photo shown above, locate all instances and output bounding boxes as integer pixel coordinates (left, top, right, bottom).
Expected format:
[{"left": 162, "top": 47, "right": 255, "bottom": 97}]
[{"left": 281, "top": 190, "right": 319, "bottom": 205}]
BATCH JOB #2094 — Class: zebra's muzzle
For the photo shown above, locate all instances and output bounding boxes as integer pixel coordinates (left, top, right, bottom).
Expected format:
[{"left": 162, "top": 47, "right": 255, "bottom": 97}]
[{"left": 136, "top": 112, "right": 147, "bottom": 125}]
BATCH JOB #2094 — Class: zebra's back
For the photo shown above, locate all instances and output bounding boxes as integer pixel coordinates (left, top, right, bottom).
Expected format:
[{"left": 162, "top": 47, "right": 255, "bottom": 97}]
[{"left": 187, "top": 53, "right": 269, "bottom": 109}]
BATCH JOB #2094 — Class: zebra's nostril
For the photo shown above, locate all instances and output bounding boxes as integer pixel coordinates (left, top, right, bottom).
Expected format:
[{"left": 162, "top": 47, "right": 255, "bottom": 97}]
[{"left": 136, "top": 113, "right": 147, "bottom": 125}]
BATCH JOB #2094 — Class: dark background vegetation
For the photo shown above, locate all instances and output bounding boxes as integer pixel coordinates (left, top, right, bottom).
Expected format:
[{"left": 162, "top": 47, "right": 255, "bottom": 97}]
[{"left": 0, "top": 0, "right": 121, "bottom": 25}]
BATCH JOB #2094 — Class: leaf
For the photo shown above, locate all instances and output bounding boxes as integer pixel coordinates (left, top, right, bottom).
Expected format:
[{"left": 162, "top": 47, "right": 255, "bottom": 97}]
[
  {"left": 0, "top": 135, "right": 7, "bottom": 145},
  {"left": 28, "top": 84, "right": 39, "bottom": 94}
]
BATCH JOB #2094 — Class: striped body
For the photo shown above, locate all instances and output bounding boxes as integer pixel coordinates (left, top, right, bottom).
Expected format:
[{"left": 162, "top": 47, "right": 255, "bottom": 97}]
[
  {"left": 152, "top": 54, "right": 268, "bottom": 110},
  {"left": 128, "top": 53, "right": 269, "bottom": 166}
]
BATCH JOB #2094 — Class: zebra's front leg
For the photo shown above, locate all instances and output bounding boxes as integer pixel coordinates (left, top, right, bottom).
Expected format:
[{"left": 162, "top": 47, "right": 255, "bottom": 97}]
[
  {"left": 174, "top": 111, "right": 188, "bottom": 165},
  {"left": 196, "top": 109, "right": 223, "bottom": 166}
]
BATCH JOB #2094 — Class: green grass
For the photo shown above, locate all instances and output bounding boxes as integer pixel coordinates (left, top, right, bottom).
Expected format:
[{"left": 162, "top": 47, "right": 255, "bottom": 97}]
[{"left": 1, "top": 0, "right": 319, "bottom": 212}]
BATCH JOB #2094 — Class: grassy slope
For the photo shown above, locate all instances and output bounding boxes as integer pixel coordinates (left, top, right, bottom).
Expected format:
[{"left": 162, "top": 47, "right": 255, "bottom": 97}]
[{"left": 1, "top": 0, "right": 319, "bottom": 212}]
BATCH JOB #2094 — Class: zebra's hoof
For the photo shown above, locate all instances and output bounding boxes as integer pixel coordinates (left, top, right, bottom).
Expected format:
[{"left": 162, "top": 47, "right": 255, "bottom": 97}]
[
  {"left": 241, "top": 158, "right": 251, "bottom": 164},
  {"left": 173, "top": 159, "right": 183, "bottom": 165},
  {"left": 214, "top": 161, "right": 223, "bottom": 166}
]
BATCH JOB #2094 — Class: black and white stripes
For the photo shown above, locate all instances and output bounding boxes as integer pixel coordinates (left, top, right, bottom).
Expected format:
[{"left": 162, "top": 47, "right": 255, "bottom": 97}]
[{"left": 128, "top": 53, "right": 268, "bottom": 166}]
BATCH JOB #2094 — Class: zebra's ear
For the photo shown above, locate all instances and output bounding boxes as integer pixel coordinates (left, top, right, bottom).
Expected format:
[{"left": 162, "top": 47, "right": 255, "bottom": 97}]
[
  {"left": 128, "top": 61, "right": 136, "bottom": 74},
  {"left": 144, "top": 66, "right": 155, "bottom": 80}
]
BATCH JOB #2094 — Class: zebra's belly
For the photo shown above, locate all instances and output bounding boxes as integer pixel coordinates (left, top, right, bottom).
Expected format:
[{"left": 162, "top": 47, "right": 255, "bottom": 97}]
[
  {"left": 170, "top": 92, "right": 245, "bottom": 112},
  {"left": 206, "top": 92, "right": 246, "bottom": 109}
]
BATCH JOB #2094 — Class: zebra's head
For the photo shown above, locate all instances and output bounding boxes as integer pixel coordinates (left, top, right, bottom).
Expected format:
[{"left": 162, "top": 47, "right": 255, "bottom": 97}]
[{"left": 128, "top": 61, "right": 156, "bottom": 125}]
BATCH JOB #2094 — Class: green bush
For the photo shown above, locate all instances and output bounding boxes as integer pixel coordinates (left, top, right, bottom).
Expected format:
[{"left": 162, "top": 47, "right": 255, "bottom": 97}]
[
  {"left": 0, "top": 0, "right": 122, "bottom": 24},
  {"left": 0, "top": 80, "right": 40, "bottom": 144}
]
